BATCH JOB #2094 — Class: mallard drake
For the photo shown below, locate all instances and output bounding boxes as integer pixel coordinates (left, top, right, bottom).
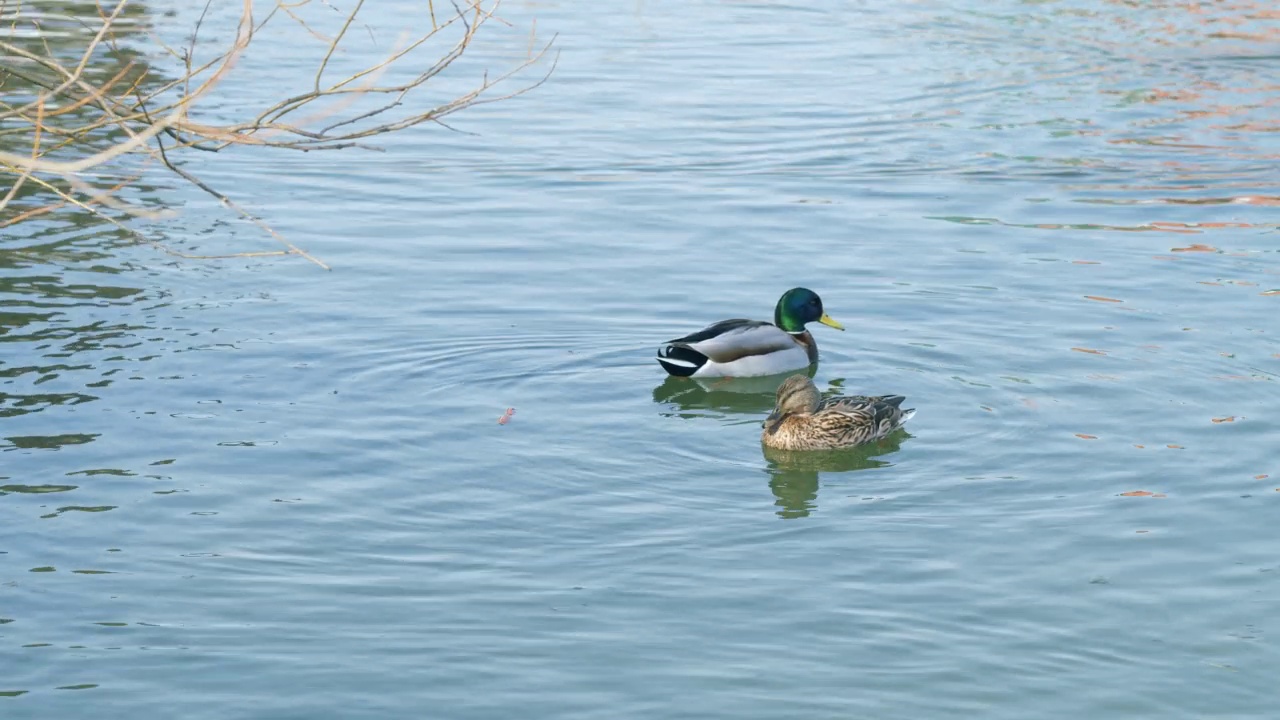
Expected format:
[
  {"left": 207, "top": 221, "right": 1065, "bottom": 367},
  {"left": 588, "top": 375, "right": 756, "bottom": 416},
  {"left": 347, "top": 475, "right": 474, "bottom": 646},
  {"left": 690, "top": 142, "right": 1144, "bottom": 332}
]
[
  {"left": 761, "top": 374, "right": 914, "bottom": 451},
  {"left": 656, "top": 288, "right": 844, "bottom": 378}
]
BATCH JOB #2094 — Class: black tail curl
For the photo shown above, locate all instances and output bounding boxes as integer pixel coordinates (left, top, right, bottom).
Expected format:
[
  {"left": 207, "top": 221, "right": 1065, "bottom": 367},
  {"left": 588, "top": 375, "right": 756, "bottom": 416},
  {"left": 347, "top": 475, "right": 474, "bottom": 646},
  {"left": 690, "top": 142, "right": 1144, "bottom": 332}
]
[{"left": 656, "top": 345, "right": 708, "bottom": 377}]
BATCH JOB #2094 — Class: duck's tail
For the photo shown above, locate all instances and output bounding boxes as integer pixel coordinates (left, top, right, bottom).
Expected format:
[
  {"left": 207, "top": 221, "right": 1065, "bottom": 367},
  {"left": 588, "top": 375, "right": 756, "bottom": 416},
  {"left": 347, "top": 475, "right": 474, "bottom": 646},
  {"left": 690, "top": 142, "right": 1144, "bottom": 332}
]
[{"left": 656, "top": 344, "right": 707, "bottom": 377}]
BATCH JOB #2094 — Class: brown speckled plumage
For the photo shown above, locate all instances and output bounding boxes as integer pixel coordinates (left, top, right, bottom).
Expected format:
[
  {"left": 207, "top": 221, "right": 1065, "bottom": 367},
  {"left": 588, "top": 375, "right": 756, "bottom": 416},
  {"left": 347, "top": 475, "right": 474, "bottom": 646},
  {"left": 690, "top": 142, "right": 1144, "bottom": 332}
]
[{"left": 761, "top": 375, "right": 913, "bottom": 451}]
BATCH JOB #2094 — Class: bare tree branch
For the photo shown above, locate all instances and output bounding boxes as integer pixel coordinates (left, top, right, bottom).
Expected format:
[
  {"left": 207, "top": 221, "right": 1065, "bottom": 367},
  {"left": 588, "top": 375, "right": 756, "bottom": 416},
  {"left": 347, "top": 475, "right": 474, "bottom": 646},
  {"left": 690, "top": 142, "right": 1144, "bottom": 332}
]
[{"left": 1, "top": 0, "right": 554, "bottom": 269}]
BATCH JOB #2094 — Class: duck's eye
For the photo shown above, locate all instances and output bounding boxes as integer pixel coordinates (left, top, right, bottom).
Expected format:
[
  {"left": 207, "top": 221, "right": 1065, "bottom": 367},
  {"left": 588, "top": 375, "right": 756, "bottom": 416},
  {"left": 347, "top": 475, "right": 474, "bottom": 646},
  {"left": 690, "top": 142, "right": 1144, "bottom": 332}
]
[{"left": 809, "top": 299, "right": 819, "bottom": 306}]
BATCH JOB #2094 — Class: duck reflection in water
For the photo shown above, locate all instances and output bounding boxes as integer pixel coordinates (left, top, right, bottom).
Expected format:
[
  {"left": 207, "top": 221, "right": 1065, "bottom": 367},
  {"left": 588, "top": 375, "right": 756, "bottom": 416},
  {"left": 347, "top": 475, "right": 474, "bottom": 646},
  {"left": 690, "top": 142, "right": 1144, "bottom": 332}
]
[
  {"left": 763, "top": 432, "right": 910, "bottom": 519},
  {"left": 651, "top": 368, "right": 815, "bottom": 420}
]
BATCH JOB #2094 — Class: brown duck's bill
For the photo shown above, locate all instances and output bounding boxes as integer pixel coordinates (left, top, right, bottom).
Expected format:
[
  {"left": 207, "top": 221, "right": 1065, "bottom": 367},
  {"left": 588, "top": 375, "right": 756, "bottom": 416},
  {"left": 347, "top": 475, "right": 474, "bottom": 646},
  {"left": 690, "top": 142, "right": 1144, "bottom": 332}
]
[
  {"left": 763, "top": 409, "right": 784, "bottom": 433},
  {"left": 818, "top": 313, "right": 845, "bottom": 330}
]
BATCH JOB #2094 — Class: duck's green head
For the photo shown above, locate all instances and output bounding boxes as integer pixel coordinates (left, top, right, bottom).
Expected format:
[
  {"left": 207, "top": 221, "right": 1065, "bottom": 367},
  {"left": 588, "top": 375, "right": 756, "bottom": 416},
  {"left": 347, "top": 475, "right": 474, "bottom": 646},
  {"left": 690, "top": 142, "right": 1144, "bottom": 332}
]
[{"left": 774, "top": 288, "right": 844, "bottom": 335}]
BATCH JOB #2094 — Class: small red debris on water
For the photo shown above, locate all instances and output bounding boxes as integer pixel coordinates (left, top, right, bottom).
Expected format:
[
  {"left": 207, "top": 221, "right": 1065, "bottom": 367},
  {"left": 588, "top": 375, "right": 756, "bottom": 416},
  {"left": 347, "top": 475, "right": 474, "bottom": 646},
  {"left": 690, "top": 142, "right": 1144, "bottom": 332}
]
[
  {"left": 1256, "top": 474, "right": 1269, "bottom": 480},
  {"left": 1212, "top": 416, "right": 1237, "bottom": 423},
  {"left": 497, "top": 408, "right": 515, "bottom": 425},
  {"left": 1120, "top": 491, "right": 1153, "bottom": 497},
  {"left": 1075, "top": 433, "right": 1098, "bottom": 440},
  {"left": 1167, "top": 444, "right": 1184, "bottom": 449}
]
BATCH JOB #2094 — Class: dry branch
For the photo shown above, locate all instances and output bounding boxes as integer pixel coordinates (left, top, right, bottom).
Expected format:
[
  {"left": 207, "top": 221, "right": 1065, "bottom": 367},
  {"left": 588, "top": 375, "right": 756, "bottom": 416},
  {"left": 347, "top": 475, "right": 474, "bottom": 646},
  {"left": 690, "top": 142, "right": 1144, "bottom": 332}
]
[{"left": 0, "top": 0, "right": 554, "bottom": 268}]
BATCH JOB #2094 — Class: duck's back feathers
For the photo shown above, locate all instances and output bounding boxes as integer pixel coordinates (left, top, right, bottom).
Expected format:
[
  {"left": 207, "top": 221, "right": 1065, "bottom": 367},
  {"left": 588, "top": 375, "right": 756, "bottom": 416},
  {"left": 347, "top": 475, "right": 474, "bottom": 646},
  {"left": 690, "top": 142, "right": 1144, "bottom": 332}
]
[
  {"left": 821, "top": 394, "right": 906, "bottom": 412},
  {"left": 823, "top": 399, "right": 913, "bottom": 444},
  {"left": 667, "top": 319, "right": 794, "bottom": 361},
  {"left": 666, "top": 318, "right": 768, "bottom": 347}
]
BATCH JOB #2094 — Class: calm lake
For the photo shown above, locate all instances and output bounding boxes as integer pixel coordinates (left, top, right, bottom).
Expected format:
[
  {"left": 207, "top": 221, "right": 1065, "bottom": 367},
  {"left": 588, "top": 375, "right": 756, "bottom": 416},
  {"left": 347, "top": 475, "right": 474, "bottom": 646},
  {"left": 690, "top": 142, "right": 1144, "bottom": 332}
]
[{"left": 3, "top": 0, "right": 1279, "bottom": 717}]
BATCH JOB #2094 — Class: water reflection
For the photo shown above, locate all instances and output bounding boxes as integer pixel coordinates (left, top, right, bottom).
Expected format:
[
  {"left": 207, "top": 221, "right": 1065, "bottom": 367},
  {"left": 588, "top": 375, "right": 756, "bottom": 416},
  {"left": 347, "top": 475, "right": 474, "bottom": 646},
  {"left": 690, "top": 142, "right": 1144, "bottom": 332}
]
[
  {"left": 651, "top": 370, "right": 811, "bottom": 418},
  {"left": 651, "top": 371, "right": 897, "bottom": 424},
  {"left": 2, "top": 0, "right": 158, "bottom": 218},
  {"left": 0, "top": 253, "right": 168, "bottom": 419},
  {"left": 1, "top": 433, "right": 100, "bottom": 451},
  {"left": 2, "top": 2, "right": 178, "bottom": 422},
  {"left": 763, "top": 432, "right": 910, "bottom": 520}
]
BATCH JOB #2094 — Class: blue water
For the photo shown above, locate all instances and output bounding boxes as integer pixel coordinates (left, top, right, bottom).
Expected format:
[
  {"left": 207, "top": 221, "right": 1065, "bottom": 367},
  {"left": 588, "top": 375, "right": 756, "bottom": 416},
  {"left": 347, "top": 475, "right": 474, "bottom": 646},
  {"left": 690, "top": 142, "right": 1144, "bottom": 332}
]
[{"left": 4, "top": 0, "right": 1279, "bottom": 717}]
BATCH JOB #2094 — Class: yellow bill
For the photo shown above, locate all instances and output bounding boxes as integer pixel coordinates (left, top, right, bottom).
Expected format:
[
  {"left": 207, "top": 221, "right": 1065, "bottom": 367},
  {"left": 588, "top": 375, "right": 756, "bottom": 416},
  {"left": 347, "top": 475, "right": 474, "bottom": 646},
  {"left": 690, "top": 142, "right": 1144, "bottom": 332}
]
[{"left": 818, "top": 313, "right": 845, "bottom": 331}]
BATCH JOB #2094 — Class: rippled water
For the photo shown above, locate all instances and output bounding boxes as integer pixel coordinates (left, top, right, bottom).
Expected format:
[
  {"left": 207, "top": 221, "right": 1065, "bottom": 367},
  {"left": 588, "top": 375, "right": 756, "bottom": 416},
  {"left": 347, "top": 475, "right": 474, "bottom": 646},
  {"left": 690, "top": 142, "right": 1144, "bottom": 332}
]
[{"left": 4, "top": 0, "right": 1279, "bottom": 717}]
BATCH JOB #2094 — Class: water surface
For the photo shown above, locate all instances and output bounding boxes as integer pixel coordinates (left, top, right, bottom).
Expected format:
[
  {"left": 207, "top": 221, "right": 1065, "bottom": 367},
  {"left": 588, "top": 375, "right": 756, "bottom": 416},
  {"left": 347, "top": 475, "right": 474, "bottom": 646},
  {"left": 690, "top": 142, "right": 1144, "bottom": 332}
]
[{"left": 3, "top": 1, "right": 1279, "bottom": 717}]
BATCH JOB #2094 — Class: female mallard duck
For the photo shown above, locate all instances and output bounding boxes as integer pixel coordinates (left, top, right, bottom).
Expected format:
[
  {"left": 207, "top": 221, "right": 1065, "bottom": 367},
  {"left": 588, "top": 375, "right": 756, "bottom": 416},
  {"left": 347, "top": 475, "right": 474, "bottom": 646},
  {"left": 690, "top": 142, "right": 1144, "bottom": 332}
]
[
  {"left": 761, "top": 374, "right": 914, "bottom": 451},
  {"left": 656, "top": 288, "right": 844, "bottom": 378}
]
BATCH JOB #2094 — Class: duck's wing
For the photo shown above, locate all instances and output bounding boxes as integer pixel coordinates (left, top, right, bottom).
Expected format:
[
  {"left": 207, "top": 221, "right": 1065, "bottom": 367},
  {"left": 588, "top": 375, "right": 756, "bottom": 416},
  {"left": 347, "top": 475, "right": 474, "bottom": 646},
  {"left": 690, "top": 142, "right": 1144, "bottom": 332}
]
[
  {"left": 820, "top": 394, "right": 905, "bottom": 412},
  {"left": 658, "top": 320, "right": 800, "bottom": 376},
  {"left": 666, "top": 319, "right": 795, "bottom": 360},
  {"left": 821, "top": 396, "right": 913, "bottom": 444}
]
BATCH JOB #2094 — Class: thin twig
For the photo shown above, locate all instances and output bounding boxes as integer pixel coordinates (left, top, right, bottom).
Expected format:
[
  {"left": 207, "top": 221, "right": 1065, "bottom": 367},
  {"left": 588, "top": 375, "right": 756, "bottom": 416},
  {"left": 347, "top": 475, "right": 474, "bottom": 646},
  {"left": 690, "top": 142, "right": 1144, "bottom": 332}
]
[{"left": 154, "top": 134, "right": 331, "bottom": 270}]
